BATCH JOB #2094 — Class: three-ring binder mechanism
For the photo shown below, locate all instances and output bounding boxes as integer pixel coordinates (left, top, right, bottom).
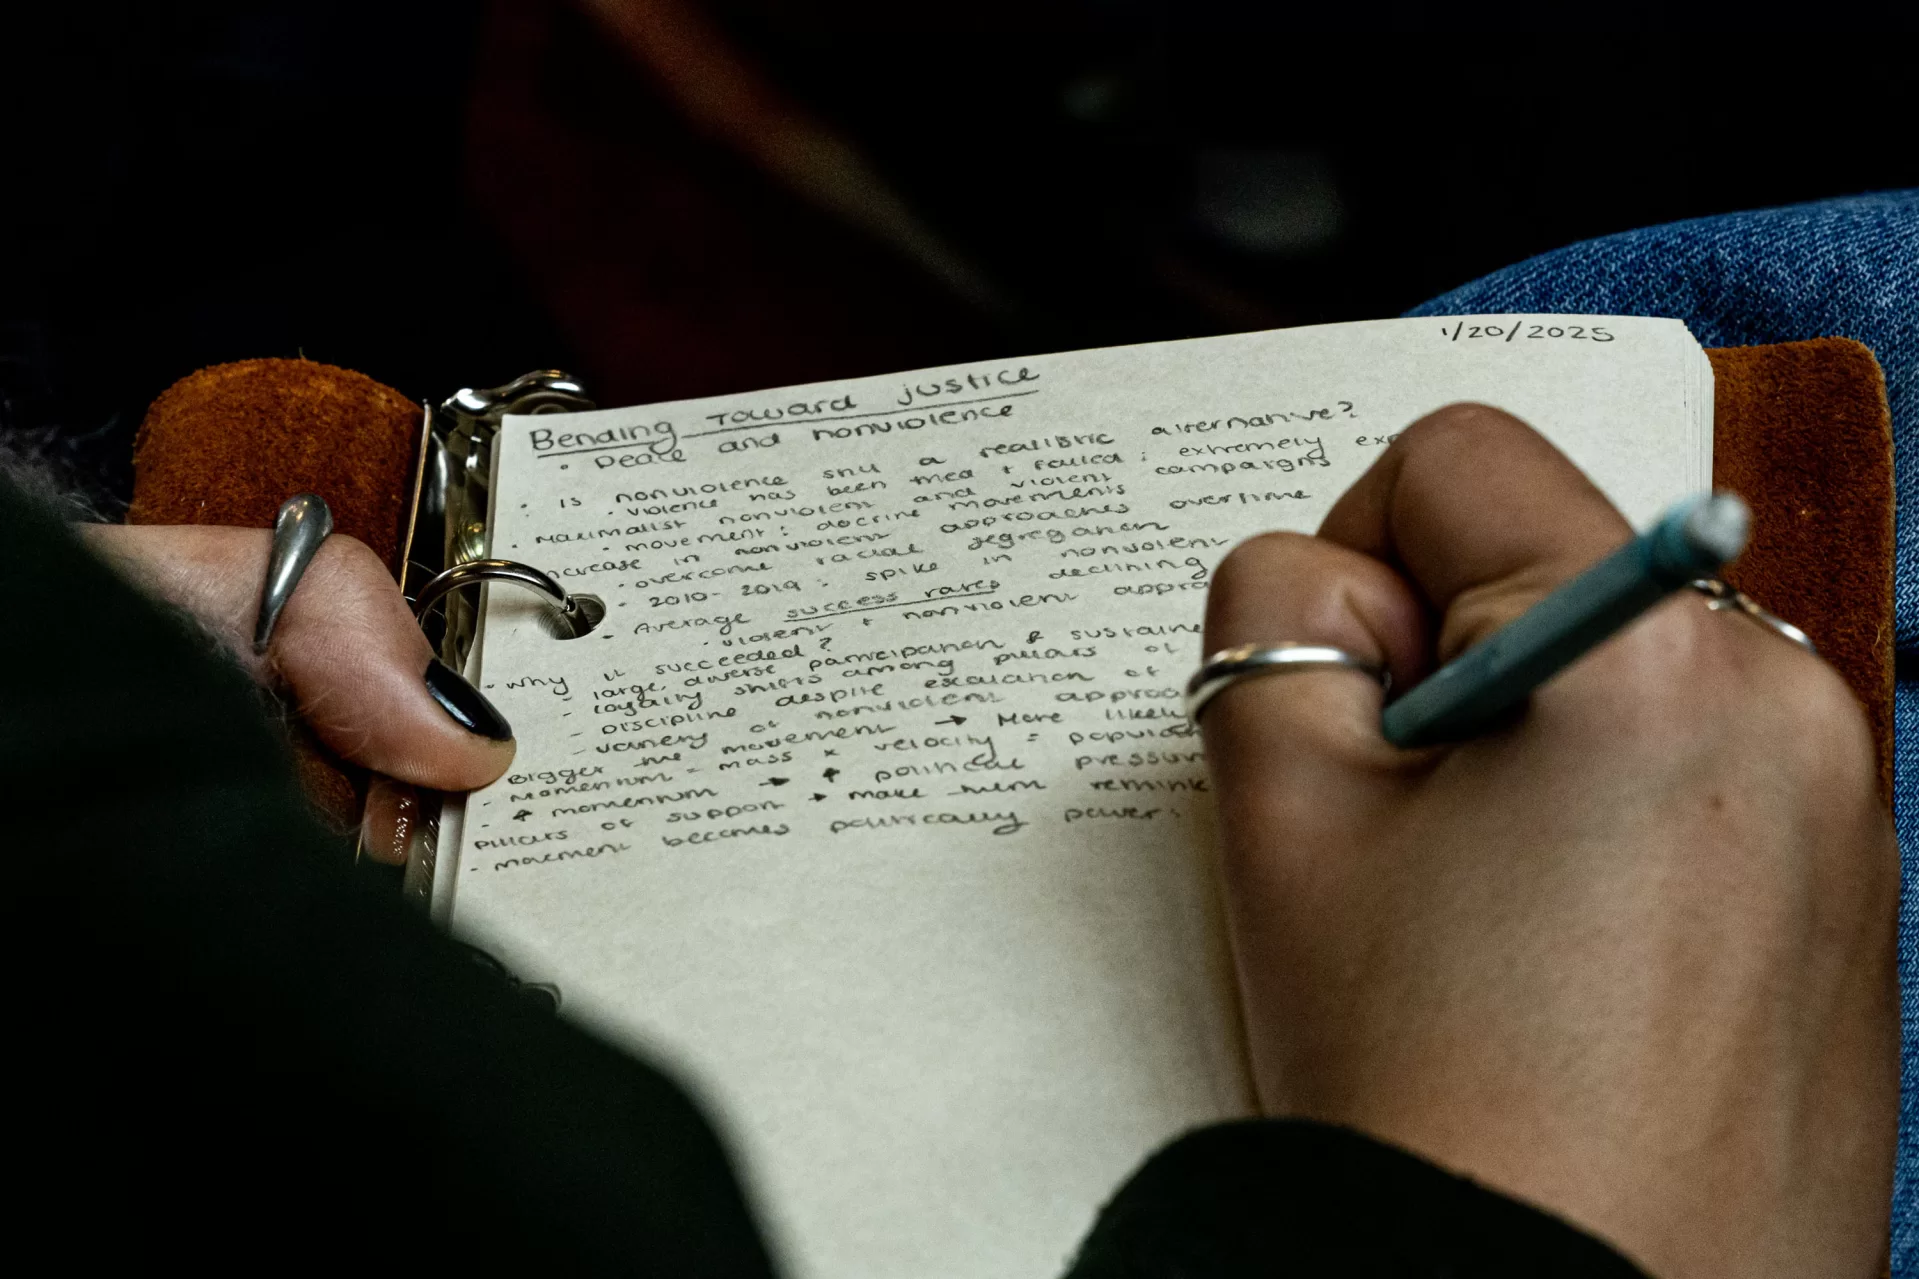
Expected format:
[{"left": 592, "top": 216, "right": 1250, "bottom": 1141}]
[{"left": 394, "top": 371, "right": 600, "bottom": 907}]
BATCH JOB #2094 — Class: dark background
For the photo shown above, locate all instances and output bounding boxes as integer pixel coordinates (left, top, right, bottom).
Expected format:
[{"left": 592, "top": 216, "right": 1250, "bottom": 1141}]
[{"left": 5, "top": 0, "right": 1915, "bottom": 512}]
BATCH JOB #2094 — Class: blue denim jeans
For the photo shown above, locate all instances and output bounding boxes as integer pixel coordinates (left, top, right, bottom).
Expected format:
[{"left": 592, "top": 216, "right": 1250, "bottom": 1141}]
[{"left": 1407, "top": 189, "right": 1919, "bottom": 1269}]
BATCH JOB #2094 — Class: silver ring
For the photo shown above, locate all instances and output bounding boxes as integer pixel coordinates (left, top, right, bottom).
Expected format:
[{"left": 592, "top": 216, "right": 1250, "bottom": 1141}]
[
  {"left": 1689, "top": 579, "right": 1816, "bottom": 654},
  {"left": 1185, "top": 642, "right": 1391, "bottom": 723},
  {"left": 412, "top": 559, "right": 606, "bottom": 640},
  {"left": 254, "top": 493, "right": 334, "bottom": 654}
]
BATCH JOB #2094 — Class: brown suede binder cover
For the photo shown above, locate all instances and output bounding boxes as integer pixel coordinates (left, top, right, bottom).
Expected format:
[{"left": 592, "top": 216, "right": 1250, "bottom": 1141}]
[
  {"left": 1707, "top": 340, "right": 1895, "bottom": 797},
  {"left": 128, "top": 359, "right": 422, "bottom": 826},
  {"left": 126, "top": 341, "right": 1897, "bottom": 818}
]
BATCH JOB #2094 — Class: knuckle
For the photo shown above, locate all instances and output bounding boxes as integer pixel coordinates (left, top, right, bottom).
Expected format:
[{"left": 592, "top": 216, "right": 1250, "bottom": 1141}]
[
  {"left": 1588, "top": 602, "right": 1878, "bottom": 800},
  {"left": 312, "top": 536, "right": 404, "bottom": 614},
  {"left": 1207, "top": 532, "right": 1323, "bottom": 638},
  {"left": 1664, "top": 602, "right": 1881, "bottom": 813},
  {"left": 281, "top": 534, "right": 416, "bottom": 658},
  {"left": 1394, "top": 402, "right": 1533, "bottom": 457},
  {"left": 1608, "top": 606, "right": 1893, "bottom": 918},
  {"left": 1687, "top": 610, "right": 1874, "bottom": 790},
  {"left": 1773, "top": 667, "right": 1878, "bottom": 795},
  {"left": 315, "top": 533, "right": 386, "bottom": 583},
  {"left": 1211, "top": 531, "right": 1317, "bottom": 598}
]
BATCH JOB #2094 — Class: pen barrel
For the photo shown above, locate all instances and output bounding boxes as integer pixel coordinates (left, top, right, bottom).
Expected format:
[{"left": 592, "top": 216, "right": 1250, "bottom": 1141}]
[{"left": 1380, "top": 494, "right": 1742, "bottom": 748}]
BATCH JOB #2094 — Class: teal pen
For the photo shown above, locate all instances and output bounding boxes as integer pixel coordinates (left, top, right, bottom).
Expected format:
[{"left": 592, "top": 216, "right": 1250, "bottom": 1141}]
[{"left": 1380, "top": 491, "right": 1751, "bottom": 748}]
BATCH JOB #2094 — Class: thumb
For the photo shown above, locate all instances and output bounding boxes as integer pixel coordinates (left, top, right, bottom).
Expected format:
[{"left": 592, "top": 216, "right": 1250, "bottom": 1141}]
[
  {"left": 273, "top": 534, "right": 516, "bottom": 791},
  {"left": 85, "top": 524, "right": 515, "bottom": 792}
]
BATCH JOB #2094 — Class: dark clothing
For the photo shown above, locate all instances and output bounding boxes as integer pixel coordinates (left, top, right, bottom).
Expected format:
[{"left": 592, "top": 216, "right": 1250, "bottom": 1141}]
[{"left": 0, "top": 480, "right": 1643, "bottom": 1275}]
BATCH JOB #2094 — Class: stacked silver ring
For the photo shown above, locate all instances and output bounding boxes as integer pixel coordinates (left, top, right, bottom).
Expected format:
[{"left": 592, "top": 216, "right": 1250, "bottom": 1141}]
[
  {"left": 1183, "top": 580, "right": 1812, "bottom": 727},
  {"left": 1184, "top": 642, "right": 1390, "bottom": 723}
]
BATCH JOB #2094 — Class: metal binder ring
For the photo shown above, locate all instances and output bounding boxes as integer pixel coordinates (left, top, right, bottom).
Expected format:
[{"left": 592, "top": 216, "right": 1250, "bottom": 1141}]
[{"left": 412, "top": 559, "right": 606, "bottom": 639}]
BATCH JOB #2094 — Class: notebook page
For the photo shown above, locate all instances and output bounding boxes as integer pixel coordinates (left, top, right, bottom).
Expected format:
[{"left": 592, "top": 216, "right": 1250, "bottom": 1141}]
[{"left": 442, "top": 316, "right": 1707, "bottom": 1279}]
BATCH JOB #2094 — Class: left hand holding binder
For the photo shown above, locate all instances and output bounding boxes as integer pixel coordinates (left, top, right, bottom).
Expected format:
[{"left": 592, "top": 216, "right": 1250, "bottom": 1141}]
[{"left": 82, "top": 521, "right": 517, "bottom": 859}]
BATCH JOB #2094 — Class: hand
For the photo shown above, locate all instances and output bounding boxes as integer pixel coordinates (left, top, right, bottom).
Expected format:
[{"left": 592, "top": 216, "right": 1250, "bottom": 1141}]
[
  {"left": 1200, "top": 405, "right": 1897, "bottom": 1277},
  {"left": 83, "top": 524, "right": 516, "bottom": 861}
]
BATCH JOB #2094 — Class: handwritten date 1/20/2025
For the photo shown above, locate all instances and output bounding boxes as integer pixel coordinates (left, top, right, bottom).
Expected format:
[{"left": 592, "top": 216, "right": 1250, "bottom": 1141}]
[{"left": 1441, "top": 320, "right": 1615, "bottom": 343}]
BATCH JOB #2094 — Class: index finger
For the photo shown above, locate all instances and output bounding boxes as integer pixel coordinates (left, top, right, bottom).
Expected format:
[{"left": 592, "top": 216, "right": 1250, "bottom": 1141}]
[{"left": 1318, "top": 403, "right": 1632, "bottom": 663}]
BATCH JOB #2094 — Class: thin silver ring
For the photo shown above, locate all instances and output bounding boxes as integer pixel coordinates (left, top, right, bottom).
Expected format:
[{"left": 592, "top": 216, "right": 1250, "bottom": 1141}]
[
  {"left": 1185, "top": 642, "right": 1391, "bottom": 723},
  {"left": 1689, "top": 579, "right": 1816, "bottom": 654},
  {"left": 254, "top": 492, "right": 334, "bottom": 654},
  {"left": 412, "top": 559, "right": 606, "bottom": 639}
]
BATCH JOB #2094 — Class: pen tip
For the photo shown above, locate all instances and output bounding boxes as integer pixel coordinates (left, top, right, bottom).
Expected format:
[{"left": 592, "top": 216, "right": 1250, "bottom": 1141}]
[{"left": 1685, "top": 492, "right": 1750, "bottom": 565}]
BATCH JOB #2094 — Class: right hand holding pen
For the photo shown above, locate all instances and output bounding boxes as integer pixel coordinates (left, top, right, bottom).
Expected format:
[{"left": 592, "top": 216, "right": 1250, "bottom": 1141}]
[{"left": 1198, "top": 404, "right": 1898, "bottom": 1278}]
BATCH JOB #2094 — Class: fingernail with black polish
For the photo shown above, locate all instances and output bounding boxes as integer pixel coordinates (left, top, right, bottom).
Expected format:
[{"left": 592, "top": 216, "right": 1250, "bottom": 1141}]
[{"left": 425, "top": 659, "right": 513, "bottom": 741}]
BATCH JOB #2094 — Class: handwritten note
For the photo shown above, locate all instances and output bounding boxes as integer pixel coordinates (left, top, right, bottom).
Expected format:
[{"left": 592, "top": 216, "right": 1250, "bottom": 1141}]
[{"left": 441, "top": 316, "right": 1710, "bottom": 1278}]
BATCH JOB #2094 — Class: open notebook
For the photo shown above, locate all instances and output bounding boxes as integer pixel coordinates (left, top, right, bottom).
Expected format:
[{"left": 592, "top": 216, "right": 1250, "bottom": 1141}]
[{"left": 427, "top": 317, "right": 1712, "bottom": 1278}]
